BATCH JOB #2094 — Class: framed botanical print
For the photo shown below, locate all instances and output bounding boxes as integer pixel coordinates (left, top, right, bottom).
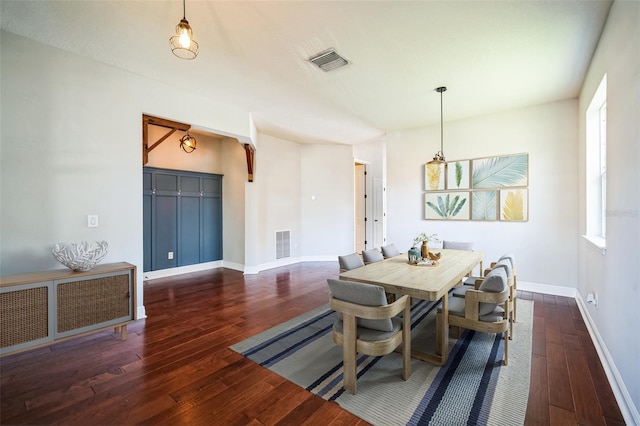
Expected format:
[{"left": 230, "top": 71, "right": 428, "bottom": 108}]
[
  {"left": 471, "top": 190, "right": 498, "bottom": 221},
  {"left": 425, "top": 162, "right": 445, "bottom": 191},
  {"left": 472, "top": 153, "right": 528, "bottom": 188},
  {"left": 446, "top": 160, "right": 470, "bottom": 190},
  {"left": 500, "top": 188, "right": 528, "bottom": 221},
  {"left": 425, "top": 191, "right": 470, "bottom": 220}
]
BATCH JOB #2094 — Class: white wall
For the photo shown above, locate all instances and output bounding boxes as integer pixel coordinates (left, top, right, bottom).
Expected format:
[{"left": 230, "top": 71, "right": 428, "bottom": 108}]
[
  {"left": 300, "top": 144, "right": 354, "bottom": 257},
  {"left": 251, "top": 134, "right": 302, "bottom": 268},
  {"left": 0, "top": 31, "right": 252, "bottom": 318},
  {"left": 387, "top": 100, "right": 578, "bottom": 289},
  {"left": 245, "top": 137, "right": 355, "bottom": 271},
  {"left": 577, "top": 1, "right": 640, "bottom": 421}
]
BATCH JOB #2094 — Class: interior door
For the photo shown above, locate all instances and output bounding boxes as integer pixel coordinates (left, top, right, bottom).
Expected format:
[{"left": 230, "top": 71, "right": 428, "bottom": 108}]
[
  {"left": 354, "top": 163, "right": 366, "bottom": 253},
  {"left": 373, "top": 178, "right": 385, "bottom": 249}
]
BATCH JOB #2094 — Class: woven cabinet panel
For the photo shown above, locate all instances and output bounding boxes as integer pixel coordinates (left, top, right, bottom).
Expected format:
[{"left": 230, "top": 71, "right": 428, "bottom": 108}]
[
  {"left": 1, "top": 286, "right": 49, "bottom": 348},
  {"left": 57, "top": 275, "right": 130, "bottom": 333}
]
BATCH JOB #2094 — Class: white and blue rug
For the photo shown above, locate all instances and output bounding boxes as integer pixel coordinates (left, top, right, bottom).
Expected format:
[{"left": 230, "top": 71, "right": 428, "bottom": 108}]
[{"left": 231, "top": 299, "right": 533, "bottom": 425}]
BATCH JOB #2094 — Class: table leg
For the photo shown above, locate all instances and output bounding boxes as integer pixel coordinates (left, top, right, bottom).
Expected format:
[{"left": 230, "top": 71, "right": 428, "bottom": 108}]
[{"left": 438, "top": 295, "right": 449, "bottom": 365}]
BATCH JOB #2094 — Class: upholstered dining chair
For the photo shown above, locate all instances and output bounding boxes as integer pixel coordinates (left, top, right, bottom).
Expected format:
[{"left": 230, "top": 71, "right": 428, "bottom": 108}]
[
  {"left": 442, "top": 240, "right": 474, "bottom": 251},
  {"left": 327, "top": 278, "right": 411, "bottom": 394},
  {"left": 453, "top": 257, "right": 515, "bottom": 339},
  {"left": 381, "top": 243, "right": 401, "bottom": 259},
  {"left": 495, "top": 254, "right": 517, "bottom": 322},
  {"left": 436, "top": 267, "right": 510, "bottom": 365},
  {"left": 442, "top": 240, "right": 480, "bottom": 280},
  {"left": 362, "top": 248, "right": 384, "bottom": 264},
  {"left": 338, "top": 253, "right": 364, "bottom": 272}
]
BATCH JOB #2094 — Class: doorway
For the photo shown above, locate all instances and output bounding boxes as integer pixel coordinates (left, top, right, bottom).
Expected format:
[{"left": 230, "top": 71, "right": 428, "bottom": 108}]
[{"left": 354, "top": 162, "right": 367, "bottom": 253}]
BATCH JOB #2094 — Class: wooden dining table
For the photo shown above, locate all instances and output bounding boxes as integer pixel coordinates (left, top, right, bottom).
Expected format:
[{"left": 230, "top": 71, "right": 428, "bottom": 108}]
[{"left": 338, "top": 248, "right": 484, "bottom": 365}]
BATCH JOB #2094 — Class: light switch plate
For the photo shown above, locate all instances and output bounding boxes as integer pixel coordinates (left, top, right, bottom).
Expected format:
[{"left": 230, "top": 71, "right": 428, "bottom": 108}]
[{"left": 88, "top": 215, "right": 99, "bottom": 227}]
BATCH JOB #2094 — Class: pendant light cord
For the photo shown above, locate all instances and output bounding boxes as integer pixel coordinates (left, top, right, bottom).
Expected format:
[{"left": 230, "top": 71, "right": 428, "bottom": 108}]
[
  {"left": 440, "top": 89, "right": 444, "bottom": 154},
  {"left": 182, "top": 0, "right": 186, "bottom": 19}
]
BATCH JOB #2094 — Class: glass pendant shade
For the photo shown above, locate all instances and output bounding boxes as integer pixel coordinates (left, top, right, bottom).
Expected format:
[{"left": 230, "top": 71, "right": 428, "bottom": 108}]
[
  {"left": 427, "top": 151, "right": 445, "bottom": 165},
  {"left": 180, "top": 134, "right": 197, "bottom": 153},
  {"left": 170, "top": 18, "right": 199, "bottom": 59}
]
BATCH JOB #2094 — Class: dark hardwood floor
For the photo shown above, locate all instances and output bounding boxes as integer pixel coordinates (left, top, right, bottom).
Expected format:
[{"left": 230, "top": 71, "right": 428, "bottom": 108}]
[{"left": 1, "top": 262, "right": 625, "bottom": 425}]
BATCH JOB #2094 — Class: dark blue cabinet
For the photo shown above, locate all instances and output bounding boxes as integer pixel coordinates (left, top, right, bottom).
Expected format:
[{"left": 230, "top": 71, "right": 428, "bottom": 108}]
[{"left": 143, "top": 168, "right": 222, "bottom": 272}]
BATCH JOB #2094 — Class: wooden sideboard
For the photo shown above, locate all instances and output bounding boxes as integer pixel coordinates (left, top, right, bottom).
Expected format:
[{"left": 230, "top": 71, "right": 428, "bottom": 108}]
[{"left": 0, "top": 262, "right": 136, "bottom": 356}]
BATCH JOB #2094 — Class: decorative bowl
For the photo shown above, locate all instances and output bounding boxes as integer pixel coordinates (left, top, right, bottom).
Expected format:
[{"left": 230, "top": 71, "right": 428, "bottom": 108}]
[{"left": 52, "top": 240, "right": 108, "bottom": 271}]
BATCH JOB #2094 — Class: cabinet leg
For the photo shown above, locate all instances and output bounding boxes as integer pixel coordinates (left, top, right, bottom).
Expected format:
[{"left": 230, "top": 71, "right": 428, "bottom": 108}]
[{"left": 120, "top": 324, "right": 127, "bottom": 340}]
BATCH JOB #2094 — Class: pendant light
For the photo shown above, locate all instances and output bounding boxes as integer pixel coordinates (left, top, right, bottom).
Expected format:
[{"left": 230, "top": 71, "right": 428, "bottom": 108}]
[
  {"left": 170, "top": 0, "right": 199, "bottom": 60},
  {"left": 427, "top": 86, "right": 447, "bottom": 165},
  {"left": 179, "top": 132, "right": 197, "bottom": 153}
]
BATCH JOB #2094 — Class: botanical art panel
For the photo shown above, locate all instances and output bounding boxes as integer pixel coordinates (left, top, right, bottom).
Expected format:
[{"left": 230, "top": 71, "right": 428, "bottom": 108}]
[
  {"left": 446, "top": 160, "right": 470, "bottom": 190},
  {"left": 425, "top": 192, "right": 470, "bottom": 220},
  {"left": 425, "top": 163, "right": 445, "bottom": 191},
  {"left": 472, "top": 153, "right": 528, "bottom": 189},
  {"left": 471, "top": 191, "right": 498, "bottom": 221},
  {"left": 500, "top": 188, "right": 528, "bottom": 221}
]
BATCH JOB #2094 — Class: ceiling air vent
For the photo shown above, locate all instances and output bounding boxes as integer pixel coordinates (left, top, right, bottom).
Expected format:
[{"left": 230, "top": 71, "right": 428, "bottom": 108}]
[{"left": 308, "top": 49, "right": 349, "bottom": 72}]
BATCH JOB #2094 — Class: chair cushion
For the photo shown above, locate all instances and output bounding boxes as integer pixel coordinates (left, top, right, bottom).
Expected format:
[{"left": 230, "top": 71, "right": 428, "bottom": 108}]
[
  {"left": 338, "top": 253, "right": 364, "bottom": 271},
  {"left": 327, "top": 279, "right": 393, "bottom": 332},
  {"left": 381, "top": 244, "right": 401, "bottom": 258},
  {"left": 451, "top": 285, "right": 471, "bottom": 298},
  {"left": 444, "top": 296, "right": 506, "bottom": 322},
  {"left": 362, "top": 248, "right": 384, "bottom": 264},
  {"left": 333, "top": 317, "right": 402, "bottom": 341},
  {"left": 477, "top": 267, "right": 507, "bottom": 315},
  {"left": 491, "top": 259, "right": 512, "bottom": 277},
  {"left": 443, "top": 241, "right": 474, "bottom": 250},
  {"left": 499, "top": 253, "right": 516, "bottom": 269}
]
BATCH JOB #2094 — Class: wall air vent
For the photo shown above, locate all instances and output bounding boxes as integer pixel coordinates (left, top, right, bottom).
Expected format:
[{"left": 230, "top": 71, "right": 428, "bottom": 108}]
[
  {"left": 308, "top": 49, "right": 349, "bottom": 72},
  {"left": 276, "top": 230, "right": 291, "bottom": 259}
]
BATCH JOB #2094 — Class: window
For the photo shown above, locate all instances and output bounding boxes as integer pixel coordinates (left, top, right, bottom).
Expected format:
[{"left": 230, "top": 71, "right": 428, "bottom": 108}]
[{"left": 584, "top": 75, "right": 607, "bottom": 252}]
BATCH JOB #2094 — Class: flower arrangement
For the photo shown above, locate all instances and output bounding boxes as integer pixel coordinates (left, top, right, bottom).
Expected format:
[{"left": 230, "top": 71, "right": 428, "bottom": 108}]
[{"left": 413, "top": 232, "right": 439, "bottom": 248}]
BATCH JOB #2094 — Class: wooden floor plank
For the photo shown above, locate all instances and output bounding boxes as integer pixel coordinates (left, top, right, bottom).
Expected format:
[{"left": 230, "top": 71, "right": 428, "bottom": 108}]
[{"left": 0, "top": 262, "right": 623, "bottom": 425}]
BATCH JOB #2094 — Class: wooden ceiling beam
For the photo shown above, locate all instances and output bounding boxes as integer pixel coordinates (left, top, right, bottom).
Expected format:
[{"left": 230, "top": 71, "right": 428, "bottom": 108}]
[
  {"left": 245, "top": 144, "right": 255, "bottom": 182},
  {"left": 142, "top": 114, "right": 191, "bottom": 165}
]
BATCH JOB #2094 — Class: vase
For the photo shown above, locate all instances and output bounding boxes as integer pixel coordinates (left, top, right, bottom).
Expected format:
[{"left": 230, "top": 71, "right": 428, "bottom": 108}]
[
  {"left": 421, "top": 241, "right": 429, "bottom": 259},
  {"left": 408, "top": 247, "right": 420, "bottom": 264}
]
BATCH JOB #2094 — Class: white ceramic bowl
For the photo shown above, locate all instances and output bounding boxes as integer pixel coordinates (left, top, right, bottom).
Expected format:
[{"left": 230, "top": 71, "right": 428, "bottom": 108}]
[{"left": 52, "top": 241, "right": 108, "bottom": 271}]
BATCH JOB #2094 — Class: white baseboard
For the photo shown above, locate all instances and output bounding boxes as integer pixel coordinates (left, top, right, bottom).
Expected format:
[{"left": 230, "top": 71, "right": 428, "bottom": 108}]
[
  {"left": 143, "top": 261, "right": 224, "bottom": 281},
  {"left": 517, "top": 280, "right": 577, "bottom": 298},
  {"left": 575, "top": 292, "right": 640, "bottom": 425},
  {"left": 242, "top": 255, "right": 337, "bottom": 274}
]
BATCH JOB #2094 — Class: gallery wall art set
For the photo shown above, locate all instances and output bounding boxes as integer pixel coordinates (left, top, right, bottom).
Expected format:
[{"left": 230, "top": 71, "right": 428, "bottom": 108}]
[{"left": 424, "top": 153, "right": 529, "bottom": 221}]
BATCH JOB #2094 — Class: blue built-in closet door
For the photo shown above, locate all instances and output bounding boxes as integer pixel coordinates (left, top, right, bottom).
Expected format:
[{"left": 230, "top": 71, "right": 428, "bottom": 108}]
[
  {"left": 202, "top": 175, "right": 222, "bottom": 262},
  {"left": 143, "top": 167, "right": 223, "bottom": 272}
]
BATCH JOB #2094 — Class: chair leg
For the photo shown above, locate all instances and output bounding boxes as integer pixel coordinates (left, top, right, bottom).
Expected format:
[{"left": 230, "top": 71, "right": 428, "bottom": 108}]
[
  {"left": 402, "top": 303, "right": 411, "bottom": 381},
  {"left": 513, "top": 277, "right": 518, "bottom": 322},
  {"left": 503, "top": 330, "right": 509, "bottom": 366},
  {"left": 342, "top": 314, "right": 357, "bottom": 394}
]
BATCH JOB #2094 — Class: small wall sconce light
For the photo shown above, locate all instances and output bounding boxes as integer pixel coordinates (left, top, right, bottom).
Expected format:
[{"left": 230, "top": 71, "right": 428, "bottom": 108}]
[{"left": 179, "top": 133, "right": 197, "bottom": 153}]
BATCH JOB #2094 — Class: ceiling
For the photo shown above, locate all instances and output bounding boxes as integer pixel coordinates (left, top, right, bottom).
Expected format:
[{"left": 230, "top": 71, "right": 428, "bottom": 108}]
[{"left": 1, "top": 0, "right": 613, "bottom": 145}]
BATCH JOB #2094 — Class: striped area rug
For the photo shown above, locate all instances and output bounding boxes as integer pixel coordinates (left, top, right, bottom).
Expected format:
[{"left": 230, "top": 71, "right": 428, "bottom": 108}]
[{"left": 231, "top": 299, "right": 533, "bottom": 425}]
